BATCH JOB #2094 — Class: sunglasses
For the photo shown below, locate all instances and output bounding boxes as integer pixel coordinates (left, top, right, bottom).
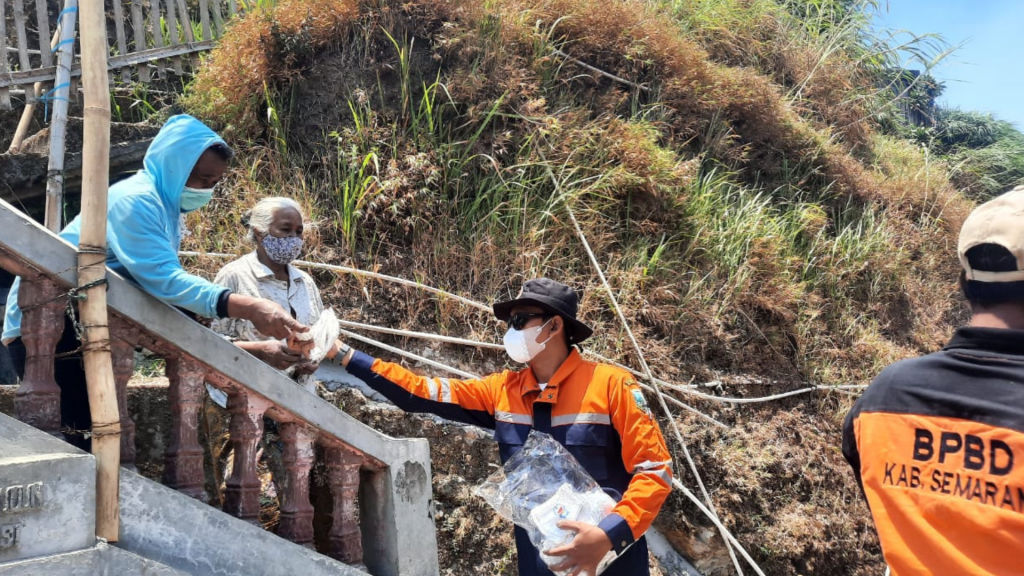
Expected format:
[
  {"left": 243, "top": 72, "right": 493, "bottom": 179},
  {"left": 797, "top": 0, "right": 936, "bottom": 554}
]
[{"left": 507, "top": 312, "right": 552, "bottom": 331}]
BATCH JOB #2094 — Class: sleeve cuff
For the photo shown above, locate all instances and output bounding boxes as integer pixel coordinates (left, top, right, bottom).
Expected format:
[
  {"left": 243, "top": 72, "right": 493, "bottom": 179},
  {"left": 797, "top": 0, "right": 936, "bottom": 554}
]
[
  {"left": 216, "top": 289, "right": 232, "bottom": 319},
  {"left": 346, "top": 349, "right": 376, "bottom": 375},
  {"left": 598, "top": 513, "right": 634, "bottom": 554}
]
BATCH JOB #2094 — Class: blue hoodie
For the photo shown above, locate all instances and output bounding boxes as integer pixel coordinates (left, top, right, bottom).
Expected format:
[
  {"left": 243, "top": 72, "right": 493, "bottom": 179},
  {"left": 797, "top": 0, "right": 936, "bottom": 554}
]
[{"left": 3, "top": 114, "right": 230, "bottom": 342}]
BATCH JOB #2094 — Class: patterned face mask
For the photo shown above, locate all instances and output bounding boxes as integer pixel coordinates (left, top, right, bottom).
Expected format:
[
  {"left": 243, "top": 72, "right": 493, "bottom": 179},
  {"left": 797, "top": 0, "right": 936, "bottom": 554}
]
[{"left": 261, "top": 234, "right": 303, "bottom": 264}]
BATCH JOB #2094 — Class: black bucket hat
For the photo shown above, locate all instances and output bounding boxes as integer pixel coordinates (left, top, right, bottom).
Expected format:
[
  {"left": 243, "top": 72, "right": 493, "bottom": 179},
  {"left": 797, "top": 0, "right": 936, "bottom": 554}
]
[{"left": 492, "top": 278, "right": 594, "bottom": 344}]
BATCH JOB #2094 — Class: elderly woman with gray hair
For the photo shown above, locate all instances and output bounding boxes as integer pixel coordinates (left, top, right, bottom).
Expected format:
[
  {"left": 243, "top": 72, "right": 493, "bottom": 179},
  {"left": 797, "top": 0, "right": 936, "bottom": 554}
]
[
  {"left": 204, "top": 196, "right": 328, "bottom": 506},
  {"left": 211, "top": 196, "right": 325, "bottom": 391}
]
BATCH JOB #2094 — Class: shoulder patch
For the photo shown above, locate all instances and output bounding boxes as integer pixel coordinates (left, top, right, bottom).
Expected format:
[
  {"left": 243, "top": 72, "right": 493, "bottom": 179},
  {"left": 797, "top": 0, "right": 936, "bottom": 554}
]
[{"left": 629, "top": 385, "right": 651, "bottom": 417}]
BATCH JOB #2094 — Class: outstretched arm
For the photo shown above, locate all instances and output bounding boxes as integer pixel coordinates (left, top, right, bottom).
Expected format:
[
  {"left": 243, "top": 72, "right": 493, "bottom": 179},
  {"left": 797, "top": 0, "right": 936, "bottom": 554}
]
[{"left": 331, "top": 343, "right": 503, "bottom": 429}]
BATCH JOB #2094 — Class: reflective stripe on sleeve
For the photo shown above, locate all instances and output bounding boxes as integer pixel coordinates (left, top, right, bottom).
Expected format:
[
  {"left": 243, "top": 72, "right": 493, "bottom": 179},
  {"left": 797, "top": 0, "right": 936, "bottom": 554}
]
[
  {"left": 438, "top": 378, "right": 452, "bottom": 403},
  {"left": 633, "top": 460, "right": 673, "bottom": 484}
]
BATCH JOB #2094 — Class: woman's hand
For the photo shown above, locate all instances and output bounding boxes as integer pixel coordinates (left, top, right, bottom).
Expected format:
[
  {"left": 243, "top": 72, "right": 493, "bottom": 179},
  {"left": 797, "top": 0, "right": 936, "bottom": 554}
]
[
  {"left": 326, "top": 339, "right": 354, "bottom": 366},
  {"left": 227, "top": 294, "right": 310, "bottom": 341},
  {"left": 257, "top": 340, "right": 304, "bottom": 370},
  {"left": 287, "top": 335, "right": 315, "bottom": 358},
  {"left": 293, "top": 360, "right": 320, "bottom": 376}
]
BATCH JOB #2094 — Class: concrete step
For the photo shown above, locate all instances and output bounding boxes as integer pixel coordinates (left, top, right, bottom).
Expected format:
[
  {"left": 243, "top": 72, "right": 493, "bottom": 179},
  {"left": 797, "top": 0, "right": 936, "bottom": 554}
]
[
  {"left": 0, "top": 412, "right": 366, "bottom": 576},
  {"left": 0, "top": 413, "right": 95, "bottom": 564},
  {"left": 0, "top": 540, "right": 189, "bottom": 576},
  {"left": 118, "top": 468, "right": 368, "bottom": 576}
]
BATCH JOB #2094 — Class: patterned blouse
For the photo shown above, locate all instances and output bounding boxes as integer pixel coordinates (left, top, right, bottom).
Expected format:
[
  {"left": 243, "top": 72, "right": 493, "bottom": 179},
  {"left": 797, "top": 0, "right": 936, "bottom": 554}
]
[{"left": 211, "top": 252, "right": 324, "bottom": 392}]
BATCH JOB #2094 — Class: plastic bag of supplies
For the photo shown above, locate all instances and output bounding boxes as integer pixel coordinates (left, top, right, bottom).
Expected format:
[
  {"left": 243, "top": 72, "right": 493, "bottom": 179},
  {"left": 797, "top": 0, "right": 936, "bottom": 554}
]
[{"left": 474, "top": 431, "right": 623, "bottom": 575}]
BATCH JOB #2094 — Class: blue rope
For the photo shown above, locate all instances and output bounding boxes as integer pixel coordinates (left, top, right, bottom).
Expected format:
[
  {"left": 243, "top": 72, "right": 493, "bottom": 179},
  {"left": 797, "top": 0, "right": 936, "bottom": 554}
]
[
  {"left": 51, "top": 38, "right": 75, "bottom": 53},
  {"left": 51, "top": 7, "right": 78, "bottom": 53},
  {"left": 37, "top": 83, "right": 71, "bottom": 122}
]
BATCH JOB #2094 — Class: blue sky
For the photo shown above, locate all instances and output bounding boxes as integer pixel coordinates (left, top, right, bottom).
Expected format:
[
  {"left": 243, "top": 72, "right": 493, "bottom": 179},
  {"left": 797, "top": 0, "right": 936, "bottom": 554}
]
[{"left": 873, "top": 0, "right": 1024, "bottom": 129}]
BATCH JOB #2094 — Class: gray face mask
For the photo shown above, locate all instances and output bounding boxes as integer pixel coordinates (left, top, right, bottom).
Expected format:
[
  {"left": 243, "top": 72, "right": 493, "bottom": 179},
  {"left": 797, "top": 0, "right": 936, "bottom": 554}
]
[{"left": 261, "top": 234, "right": 303, "bottom": 264}]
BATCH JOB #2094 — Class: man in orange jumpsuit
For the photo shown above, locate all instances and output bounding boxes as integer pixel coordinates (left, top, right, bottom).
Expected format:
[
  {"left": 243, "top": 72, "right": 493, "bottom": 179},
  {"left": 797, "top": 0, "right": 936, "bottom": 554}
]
[
  {"left": 330, "top": 278, "right": 673, "bottom": 576},
  {"left": 843, "top": 186, "right": 1024, "bottom": 576}
]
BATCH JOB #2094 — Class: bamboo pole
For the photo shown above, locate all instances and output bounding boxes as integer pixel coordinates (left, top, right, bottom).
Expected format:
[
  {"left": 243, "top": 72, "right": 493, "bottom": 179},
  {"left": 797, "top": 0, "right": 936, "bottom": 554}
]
[
  {"left": 7, "top": 27, "right": 61, "bottom": 154},
  {"left": 78, "top": 0, "right": 120, "bottom": 543},
  {"left": 44, "top": 0, "right": 79, "bottom": 232},
  {"left": 163, "top": 0, "right": 183, "bottom": 75},
  {"left": 0, "top": 40, "right": 217, "bottom": 88},
  {"left": 210, "top": 0, "right": 223, "bottom": 37},
  {"left": 176, "top": 0, "right": 195, "bottom": 43},
  {"left": 174, "top": 0, "right": 196, "bottom": 69},
  {"left": 4, "top": 46, "right": 44, "bottom": 54},
  {"left": 198, "top": 0, "right": 211, "bottom": 41}
]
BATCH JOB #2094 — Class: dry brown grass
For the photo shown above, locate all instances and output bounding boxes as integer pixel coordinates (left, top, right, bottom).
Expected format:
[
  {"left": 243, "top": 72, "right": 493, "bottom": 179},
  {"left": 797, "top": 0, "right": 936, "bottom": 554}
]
[
  {"left": 179, "top": 1, "right": 982, "bottom": 573},
  {"left": 180, "top": 0, "right": 975, "bottom": 402},
  {"left": 187, "top": 0, "right": 359, "bottom": 135}
]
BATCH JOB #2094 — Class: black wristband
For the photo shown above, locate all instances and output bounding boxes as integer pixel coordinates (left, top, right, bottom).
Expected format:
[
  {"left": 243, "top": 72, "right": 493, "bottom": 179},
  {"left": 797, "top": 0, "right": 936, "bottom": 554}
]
[
  {"left": 216, "top": 289, "right": 232, "bottom": 319},
  {"left": 330, "top": 344, "right": 352, "bottom": 365}
]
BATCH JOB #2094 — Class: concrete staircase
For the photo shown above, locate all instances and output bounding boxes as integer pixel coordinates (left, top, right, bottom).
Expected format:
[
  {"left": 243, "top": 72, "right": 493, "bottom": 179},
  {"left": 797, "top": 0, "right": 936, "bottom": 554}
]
[
  {"left": 0, "top": 542, "right": 189, "bottom": 576},
  {"left": 0, "top": 412, "right": 364, "bottom": 576},
  {"left": 0, "top": 196, "right": 439, "bottom": 576}
]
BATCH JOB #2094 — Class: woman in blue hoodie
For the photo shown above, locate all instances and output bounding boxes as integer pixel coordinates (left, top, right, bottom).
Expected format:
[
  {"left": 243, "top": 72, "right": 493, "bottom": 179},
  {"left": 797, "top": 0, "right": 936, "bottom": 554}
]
[{"left": 2, "top": 114, "right": 308, "bottom": 450}]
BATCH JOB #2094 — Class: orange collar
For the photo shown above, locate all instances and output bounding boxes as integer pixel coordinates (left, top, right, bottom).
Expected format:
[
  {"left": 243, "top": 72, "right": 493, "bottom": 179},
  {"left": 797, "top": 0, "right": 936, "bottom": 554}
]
[{"left": 520, "top": 349, "right": 584, "bottom": 404}]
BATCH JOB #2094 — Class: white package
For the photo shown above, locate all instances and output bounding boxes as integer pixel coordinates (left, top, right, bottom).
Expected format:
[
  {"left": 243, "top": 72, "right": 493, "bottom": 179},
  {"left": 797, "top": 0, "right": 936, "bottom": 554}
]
[
  {"left": 292, "top": 308, "right": 340, "bottom": 364},
  {"left": 475, "top": 431, "right": 628, "bottom": 576}
]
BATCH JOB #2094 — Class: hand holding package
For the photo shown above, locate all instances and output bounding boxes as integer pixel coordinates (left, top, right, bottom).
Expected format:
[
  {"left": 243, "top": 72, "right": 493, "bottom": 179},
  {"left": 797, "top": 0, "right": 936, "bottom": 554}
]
[{"left": 474, "top": 431, "right": 621, "bottom": 575}]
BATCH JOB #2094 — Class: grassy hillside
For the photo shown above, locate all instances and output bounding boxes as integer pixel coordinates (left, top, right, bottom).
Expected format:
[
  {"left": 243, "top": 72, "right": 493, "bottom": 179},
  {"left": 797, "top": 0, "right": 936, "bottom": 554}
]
[{"left": 177, "top": 0, "right": 985, "bottom": 573}]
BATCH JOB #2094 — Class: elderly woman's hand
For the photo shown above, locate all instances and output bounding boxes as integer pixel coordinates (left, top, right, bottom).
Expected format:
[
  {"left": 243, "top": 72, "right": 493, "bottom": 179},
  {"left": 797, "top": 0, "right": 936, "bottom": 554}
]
[
  {"left": 293, "top": 360, "right": 320, "bottom": 377},
  {"left": 257, "top": 340, "right": 304, "bottom": 370},
  {"left": 286, "top": 335, "right": 316, "bottom": 358}
]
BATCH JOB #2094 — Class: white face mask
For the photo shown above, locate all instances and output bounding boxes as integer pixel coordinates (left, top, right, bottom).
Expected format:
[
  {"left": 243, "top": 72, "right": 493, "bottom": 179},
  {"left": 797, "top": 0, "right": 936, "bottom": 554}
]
[{"left": 503, "top": 318, "right": 554, "bottom": 364}]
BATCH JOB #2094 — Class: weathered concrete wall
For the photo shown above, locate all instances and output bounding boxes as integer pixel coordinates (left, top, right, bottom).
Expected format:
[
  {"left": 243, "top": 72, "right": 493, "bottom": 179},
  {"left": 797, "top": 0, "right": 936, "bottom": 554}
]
[
  {"left": 0, "top": 541, "right": 190, "bottom": 576},
  {"left": 0, "top": 413, "right": 95, "bottom": 565}
]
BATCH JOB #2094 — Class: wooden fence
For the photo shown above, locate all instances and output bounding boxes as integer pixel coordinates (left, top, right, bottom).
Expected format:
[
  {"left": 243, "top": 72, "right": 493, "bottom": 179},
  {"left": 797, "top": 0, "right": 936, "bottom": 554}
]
[{"left": 0, "top": 0, "right": 241, "bottom": 110}]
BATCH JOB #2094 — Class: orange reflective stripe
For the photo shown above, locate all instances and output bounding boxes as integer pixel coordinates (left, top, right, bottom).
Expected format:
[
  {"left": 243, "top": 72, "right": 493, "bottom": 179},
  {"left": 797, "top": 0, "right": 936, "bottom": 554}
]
[{"left": 855, "top": 412, "right": 1024, "bottom": 576}]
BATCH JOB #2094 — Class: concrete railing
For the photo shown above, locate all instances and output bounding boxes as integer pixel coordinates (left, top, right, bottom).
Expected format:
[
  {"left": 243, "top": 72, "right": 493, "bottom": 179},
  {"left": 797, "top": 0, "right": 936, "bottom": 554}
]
[{"left": 0, "top": 198, "right": 439, "bottom": 576}]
